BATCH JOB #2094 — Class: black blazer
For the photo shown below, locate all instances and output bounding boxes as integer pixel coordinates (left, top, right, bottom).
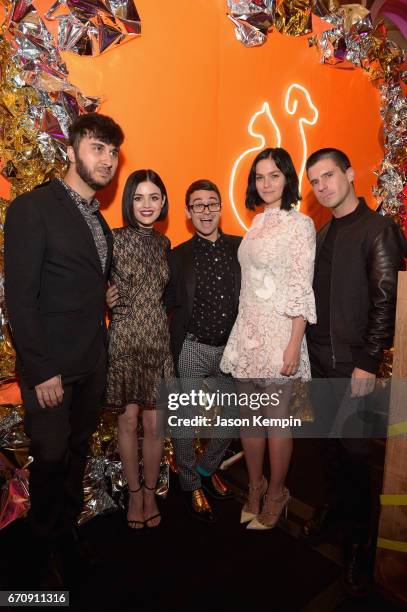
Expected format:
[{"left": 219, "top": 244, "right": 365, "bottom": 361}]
[
  {"left": 164, "top": 234, "right": 242, "bottom": 366},
  {"left": 4, "top": 179, "right": 113, "bottom": 388}
]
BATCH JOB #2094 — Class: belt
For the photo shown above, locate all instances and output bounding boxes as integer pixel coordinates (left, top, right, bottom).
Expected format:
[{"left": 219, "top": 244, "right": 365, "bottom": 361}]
[{"left": 186, "top": 332, "right": 226, "bottom": 348}]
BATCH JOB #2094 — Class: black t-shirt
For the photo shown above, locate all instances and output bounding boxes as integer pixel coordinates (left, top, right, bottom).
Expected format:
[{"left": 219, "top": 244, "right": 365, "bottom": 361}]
[{"left": 308, "top": 204, "right": 364, "bottom": 344}]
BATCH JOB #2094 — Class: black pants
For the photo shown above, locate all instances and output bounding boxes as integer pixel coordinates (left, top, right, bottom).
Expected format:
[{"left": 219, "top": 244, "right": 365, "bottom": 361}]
[
  {"left": 21, "top": 349, "right": 107, "bottom": 540},
  {"left": 307, "top": 341, "right": 374, "bottom": 545}
]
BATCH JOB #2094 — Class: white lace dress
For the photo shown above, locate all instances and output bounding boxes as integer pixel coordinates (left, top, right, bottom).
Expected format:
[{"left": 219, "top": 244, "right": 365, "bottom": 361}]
[{"left": 220, "top": 207, "right": 316, "bottom": 383}]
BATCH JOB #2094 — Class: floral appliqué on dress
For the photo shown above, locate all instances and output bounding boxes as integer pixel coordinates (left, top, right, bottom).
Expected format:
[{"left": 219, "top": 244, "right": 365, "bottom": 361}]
[{"left": 220, "top": 208, "right": 316, "bottom": 383}]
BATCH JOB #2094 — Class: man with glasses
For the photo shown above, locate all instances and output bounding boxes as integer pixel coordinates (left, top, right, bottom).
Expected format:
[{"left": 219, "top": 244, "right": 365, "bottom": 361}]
[{"left": 165, "top": 179, "right": 242, "bottom": 522}]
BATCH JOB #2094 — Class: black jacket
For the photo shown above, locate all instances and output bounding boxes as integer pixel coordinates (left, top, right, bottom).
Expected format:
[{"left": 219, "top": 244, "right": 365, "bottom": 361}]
[
  {"left": 313, "top": 198, "right": 405, "bottom": 371},
  {"left": 164, "top": 234, "right": 242, "bottom": 366},
  {"left": 4, "top": 179, "right": 113, "bottom": 388}
]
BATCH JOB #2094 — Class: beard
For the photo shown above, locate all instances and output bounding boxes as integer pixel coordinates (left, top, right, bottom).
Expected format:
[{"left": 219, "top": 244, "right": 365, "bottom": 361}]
[{"left": 75, "top": 155, "right": 113, "bottom": 191}]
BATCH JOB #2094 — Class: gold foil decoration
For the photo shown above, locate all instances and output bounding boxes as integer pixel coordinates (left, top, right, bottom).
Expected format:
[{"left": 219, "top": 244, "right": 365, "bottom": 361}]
[
  {"left": 227, "top": 0, "right": 314, "bottom": 44},
  {"left": 164, "top": 436, "right": 178, "bottom": 473},
  {"left": 274, "top": 0, "right": 314, "bottom": 36},
  {"left": 314, "top": 0, "right": 340, "bottom": 16},
  {"left": 377, "top": 349, "right": 393, "bottom": 380},
  {"left": 289, "top": 379, "right": 314, "bottom": 422},
  {"left": 90, "top": 410, "right": 118, "bottom": 457},
  {"left": 0, "top": 324, "right": 16, "bottom": 382}
]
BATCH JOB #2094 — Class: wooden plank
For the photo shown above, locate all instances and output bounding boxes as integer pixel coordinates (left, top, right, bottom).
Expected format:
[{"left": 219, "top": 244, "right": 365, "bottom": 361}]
[{"left": 375, "top": 272, "right": 407, "bottom": 604}]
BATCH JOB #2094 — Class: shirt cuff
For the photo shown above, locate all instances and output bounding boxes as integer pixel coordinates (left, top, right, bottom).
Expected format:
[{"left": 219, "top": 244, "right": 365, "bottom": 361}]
[{"left": 351, "top": 347, "right": 381, "bottom": 375}]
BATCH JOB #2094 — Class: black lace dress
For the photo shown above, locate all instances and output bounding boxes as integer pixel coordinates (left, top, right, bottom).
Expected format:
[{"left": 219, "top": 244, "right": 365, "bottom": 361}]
[{"left": 105, "top": 225, "right": 174, "bottom": 411}]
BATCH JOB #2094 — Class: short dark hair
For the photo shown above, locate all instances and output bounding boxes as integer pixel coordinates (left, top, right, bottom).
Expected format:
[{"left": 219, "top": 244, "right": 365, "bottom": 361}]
[
  {"left": 185, "top": 179, "right": 221, "bottom": 208},
  {"left": 306, "top": 148, "right": 351, "bottom": 173},
  {"left": 68, "top": 113, "right": 124, "bottom": 153},
  {"left": 122, "top": 169, "right": 169, "bottom": 226},
  {"left": 245, "top": 148, "right": 300, "bottom": 211}
]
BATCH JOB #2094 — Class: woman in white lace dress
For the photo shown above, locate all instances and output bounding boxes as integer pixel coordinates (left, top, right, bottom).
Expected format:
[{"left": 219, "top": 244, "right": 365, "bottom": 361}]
[{"left": 221, "top": 148, "right": 316, "bottom": 529}]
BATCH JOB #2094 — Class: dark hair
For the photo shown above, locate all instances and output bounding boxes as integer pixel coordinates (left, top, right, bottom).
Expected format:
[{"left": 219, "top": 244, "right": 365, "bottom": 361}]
[
  {"left": 306, "top": 148, "right": 351, "bottom": 173},
  {"left": 122, "top": 169, "right": 168, "bottom": 226},
  {"left": 245, "top": 148, "right": 300, "bottom": 211},
  {"left": 185, "top": 179, "right": 221, "bottom": 207},
  {"left": 68, "top": 113, "right": 124, "bottom": 153}
]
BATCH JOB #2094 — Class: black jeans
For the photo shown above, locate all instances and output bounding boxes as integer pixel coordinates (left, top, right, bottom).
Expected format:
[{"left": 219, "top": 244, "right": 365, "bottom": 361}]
[
  {"left": 21, "top": 348, "right": 107, "bottom": 540},
  {"left": 307, "top": 341, "right": 375, "bottom": 545}
]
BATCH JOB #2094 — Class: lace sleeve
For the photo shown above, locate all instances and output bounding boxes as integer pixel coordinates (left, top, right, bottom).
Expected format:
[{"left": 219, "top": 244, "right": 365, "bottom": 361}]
[{"left": 278, "top": 215, "right": 316, "bottom": 323}]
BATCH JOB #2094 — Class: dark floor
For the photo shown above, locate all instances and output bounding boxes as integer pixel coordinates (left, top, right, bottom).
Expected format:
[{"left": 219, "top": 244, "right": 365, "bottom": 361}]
[{"left": 0, "top": 451, "right": 402, "bottom": 612}]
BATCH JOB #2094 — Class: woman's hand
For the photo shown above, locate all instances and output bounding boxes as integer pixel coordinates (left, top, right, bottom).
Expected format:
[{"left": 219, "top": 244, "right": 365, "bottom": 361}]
[
  {"left": 106, "top": 283, "right": 119, "bottom": 309},
  {"left": 280, "top": 340, "right": 300, "bottom": 376}
]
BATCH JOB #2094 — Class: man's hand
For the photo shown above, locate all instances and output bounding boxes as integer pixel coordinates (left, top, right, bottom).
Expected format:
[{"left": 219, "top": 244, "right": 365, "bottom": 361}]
[
  {"left": 35, "top": 375, "right": 64, "bottom": 408},
  {"left": 280, "top": 341, "right": 300, "bottom": 376},
  {"left": 351, "top": 367, "right": 376, "bottom": 398},
  {"left": 106, "top": 283, "right": 119, "bottom": 309}
]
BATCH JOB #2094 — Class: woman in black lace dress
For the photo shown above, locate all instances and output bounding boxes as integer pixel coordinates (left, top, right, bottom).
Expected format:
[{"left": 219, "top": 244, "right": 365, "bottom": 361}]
[{"left": 105, "top": 169, "right": 173, "bottom": 528}]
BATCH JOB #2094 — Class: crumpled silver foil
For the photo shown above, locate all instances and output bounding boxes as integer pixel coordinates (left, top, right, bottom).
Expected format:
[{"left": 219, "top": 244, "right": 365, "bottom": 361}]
[
  {"left": 45, "top": 0, "right": 141, "bottom": 56},
  {"left": 0, "top": 404, "right": 23, "bottom": 447},
  {"left": 78, "top": 457, "right": 117, "bottom": 525},
  {"left": 1, "top": 0, "right": 101, "bottom": 196},
  {"left": 227, "top": 0, "right": 275, "bottom": 47}
]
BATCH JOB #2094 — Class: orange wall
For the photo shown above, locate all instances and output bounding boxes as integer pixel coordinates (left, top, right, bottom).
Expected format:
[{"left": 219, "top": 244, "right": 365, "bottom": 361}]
[
  {"left": 11, "top": 1, "right": 383, "bottom": 242},
  {"left": 0, "top": 1, "right": 384, "bottom": 405}
]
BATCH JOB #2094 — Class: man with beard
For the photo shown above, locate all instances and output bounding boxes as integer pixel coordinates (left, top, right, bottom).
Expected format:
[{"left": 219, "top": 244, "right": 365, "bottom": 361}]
[
  {"left": 164, "top": 180, "right": 241, "bottom": 522},
  {"left": 4, "top": 113, "right": 124, "bottom": 585}
]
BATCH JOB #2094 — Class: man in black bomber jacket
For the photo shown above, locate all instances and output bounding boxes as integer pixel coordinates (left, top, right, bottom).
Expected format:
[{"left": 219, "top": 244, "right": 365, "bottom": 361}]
[
  {"left": 303, "top": 148, "right": 405, "bottom": 597},
  {"left": 165, "top": 179, "right": 241, "bottom": 523}
]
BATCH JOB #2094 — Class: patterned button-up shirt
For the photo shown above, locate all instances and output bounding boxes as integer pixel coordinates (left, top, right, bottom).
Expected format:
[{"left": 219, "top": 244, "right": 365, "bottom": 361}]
[
  {"left": 57, "top": 178, "right": 107, "bottom": 273},
  {"left": 189, "top": 233, "right": 236, "bottom": 345}
]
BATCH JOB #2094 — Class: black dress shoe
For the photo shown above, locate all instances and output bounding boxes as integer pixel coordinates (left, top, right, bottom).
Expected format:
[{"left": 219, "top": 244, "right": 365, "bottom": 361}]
[
  {"left": 301, "top": 503, "right": 338, "bottom": 543},
  {"left": 70, "top": 527, "right": 102, "bottom": 568},
  {"left": 184, "top": 489, "right": 216, "bottom": 523},
  {"left": 49, "top": 529, "right": 101, "bottom": 589},
  {"left": 50, "top": 540, "right": 82, "bottom": 590},
  {"left": 342, "top": 542, "right": 370, "bottom": 599},
  {"left": 201, "top": 472, "right": 234, "bottom": 500}
]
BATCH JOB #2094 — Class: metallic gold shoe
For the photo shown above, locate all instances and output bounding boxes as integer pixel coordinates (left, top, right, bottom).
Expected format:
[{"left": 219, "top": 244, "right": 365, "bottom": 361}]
[
  {"left": 246, "top": 487, "right": 290, "bottom": 530},
  {"left": 240, "top": 476, "right": 268, "bottom": 524},
  {"left": 201, "top": 472, "right": 234, "bottom": 500},
  {"left": 185, "top": 489, "right": 216, "bottom": 523}
]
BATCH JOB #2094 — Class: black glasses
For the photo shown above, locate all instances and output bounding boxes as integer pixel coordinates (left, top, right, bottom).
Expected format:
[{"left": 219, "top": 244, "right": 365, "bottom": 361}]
[{"left": 189, "top": 202, "right": 221, "bottom": 213}]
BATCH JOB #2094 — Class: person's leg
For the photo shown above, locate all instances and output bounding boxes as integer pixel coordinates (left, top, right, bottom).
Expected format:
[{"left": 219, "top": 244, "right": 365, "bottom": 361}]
[
  {"left": 265, "top": 382, "right": 293, "bottom": 499},
  {"left": 196, "top": 346, "right": 237, "bottom": 482},
  {"left": 246, "top": 382, "right": 292, "bottom": 529},
  {"left": 142, "top": 409, "right": 163, "bottom": 527},
  {"left": 62, "top": 353, "right": 107, "bottom": 531},
  {"left": 117, "top": 403, "right": 143, "bottom": 528},
  {"left": 22, "top": 381, "right": 74, "bottom": 540},
  {"left": 237, "top": 381, "right": 267, "bottom": 518},
  {"left": 302, "top": 342, "right": 352, "bottom": 538},
  {"left": 172, "top": 338, "right": 206, "bottom": 492},
  {"left": 172, "top": 338, "right": 225, "bottom": 521}
]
